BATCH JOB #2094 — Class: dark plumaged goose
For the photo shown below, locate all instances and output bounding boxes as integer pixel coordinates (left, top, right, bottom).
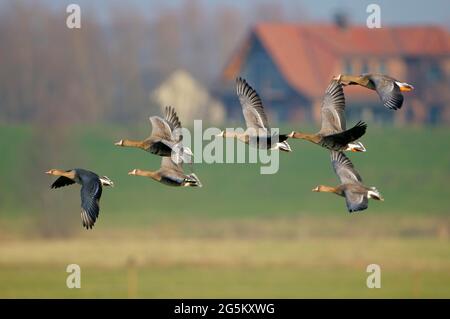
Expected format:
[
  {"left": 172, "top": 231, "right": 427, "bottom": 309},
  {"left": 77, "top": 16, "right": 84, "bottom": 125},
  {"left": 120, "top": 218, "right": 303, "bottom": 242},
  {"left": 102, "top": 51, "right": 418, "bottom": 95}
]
[
  {"left": 115, "top": 106, "right": 192, "bottom": 163},
  {"left": 291, "top": 80, "right": 367, "bottom": 152},
  {"left": 312, "top": 151, "right": 383, "bottom": 212},
  {"left": 128, "top": 157, "right": 202, "bottom": 188},
  {"left": 335, "top": 73, "right": 414, "bottom": 110},
  {"left": 217, "top": 77, "right": 294, "bottom": 152},
  {"left": 46, "top": 168, "right": 114, "bottom": 229}
]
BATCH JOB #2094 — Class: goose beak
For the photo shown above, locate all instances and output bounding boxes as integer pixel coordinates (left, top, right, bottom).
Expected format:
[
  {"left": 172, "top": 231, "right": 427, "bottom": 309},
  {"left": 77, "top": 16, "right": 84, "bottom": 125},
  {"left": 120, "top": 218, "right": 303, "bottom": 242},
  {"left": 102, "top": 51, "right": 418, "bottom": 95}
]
[
  {"left": 312, "top": 186, "right": 319, "bottom": 192},
  {"left": 114, "top": 140, "right": 123, "bottom": 146},
  {"left": 128, "top": 169, "right": 137, "bottom": 175}
]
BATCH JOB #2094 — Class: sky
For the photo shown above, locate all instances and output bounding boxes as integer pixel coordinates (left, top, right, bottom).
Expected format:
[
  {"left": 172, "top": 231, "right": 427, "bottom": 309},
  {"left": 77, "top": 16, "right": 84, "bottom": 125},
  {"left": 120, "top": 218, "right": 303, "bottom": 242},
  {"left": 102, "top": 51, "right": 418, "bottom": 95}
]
[
  {"left": 27, "top": 0, "right": 450, "bottom": 27},
  {"left": 30, "top": 0, "right": 450, "bottom": 27}
]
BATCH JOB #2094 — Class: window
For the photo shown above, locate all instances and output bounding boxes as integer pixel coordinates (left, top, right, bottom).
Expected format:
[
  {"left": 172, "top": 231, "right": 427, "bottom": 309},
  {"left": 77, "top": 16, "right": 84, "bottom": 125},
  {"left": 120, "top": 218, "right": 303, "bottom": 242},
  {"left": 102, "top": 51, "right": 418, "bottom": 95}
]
[
  {"left": 343, "top": 59, "right": 353, "bottom": 74},
  {"left": 427, "top": 62, "right": 443, "bottom": 82},
  {"left": 361, "top": 60, "right": 369, "bottom": 74},
  {"left": 379, "top": 60, "right": 387, "bottom": 73}
]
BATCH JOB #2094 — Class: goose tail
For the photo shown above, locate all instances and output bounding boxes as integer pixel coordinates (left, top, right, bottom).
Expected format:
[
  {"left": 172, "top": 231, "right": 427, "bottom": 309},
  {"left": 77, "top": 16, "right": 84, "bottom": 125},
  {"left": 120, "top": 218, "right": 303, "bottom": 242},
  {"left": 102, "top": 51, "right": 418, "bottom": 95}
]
[
  {"left": 345, "top": 141, "right": 366, "bottom": 152},
  {"left": 185, "top": 173, "right": 202, "bottom": 187},
  {"left": 368, "top": 187, "right": 384, "bottom": 201},
  {"left": 99, "top": 176, "right": 114, "bottom": 187},
  {"left": 273, "top": 141, "right": 292, "bottom": 152}
]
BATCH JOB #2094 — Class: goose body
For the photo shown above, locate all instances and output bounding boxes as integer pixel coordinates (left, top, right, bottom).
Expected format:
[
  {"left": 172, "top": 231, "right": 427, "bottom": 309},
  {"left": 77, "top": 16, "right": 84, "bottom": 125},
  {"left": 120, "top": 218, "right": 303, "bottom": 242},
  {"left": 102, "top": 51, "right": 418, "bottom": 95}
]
[
  {"left": 115, "top": 106, "right": 192, "bottom": 163},
  {"left": 218, "top": 77, "right": 293, "bottom": 152},
  {"left": 128, "top": 157, "right": 202, "bottom": 187},
  {"left": 292, "top": 80, "right": 367, "bottom": 152},
  {"left": 46, "top": 168, "right": 113, "bottom": 229},
  {"left": 335, "top": 73, "right": 414, "bottom": 110},
  {"left": 312, "top": 151, "right": 383, "bottom": 212}
]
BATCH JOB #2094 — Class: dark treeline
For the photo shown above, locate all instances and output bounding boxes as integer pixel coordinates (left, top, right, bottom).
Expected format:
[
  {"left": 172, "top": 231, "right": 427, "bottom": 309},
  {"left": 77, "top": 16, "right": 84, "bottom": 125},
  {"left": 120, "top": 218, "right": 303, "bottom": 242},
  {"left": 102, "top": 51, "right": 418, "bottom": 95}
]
[{"left": 0, "top": 0, "right": 307, "bottom": 125}]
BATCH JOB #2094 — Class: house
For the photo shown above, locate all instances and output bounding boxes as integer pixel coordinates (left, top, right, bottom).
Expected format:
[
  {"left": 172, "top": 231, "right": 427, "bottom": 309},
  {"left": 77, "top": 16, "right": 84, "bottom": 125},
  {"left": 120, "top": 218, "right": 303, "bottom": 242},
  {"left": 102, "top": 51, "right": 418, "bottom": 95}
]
[
  {"left": 219, "top": 23, "right": 450, "bottom": 125},
  {"left": 152, "top": 70, "right": 226, "bottom": 126}
]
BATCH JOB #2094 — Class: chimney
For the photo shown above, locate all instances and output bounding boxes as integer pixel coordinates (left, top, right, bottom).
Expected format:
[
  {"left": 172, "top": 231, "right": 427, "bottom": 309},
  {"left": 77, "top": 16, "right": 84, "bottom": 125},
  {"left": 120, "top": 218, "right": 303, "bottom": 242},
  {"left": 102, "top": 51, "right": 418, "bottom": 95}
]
[{"left": 333, "top": 10, "right": 350, "bottom": 30}]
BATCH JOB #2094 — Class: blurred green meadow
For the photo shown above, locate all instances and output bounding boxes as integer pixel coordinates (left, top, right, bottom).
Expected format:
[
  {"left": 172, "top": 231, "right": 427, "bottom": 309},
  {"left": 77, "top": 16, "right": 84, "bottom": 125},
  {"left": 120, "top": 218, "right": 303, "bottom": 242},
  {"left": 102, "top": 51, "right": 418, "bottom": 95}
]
[{"left": 0, "top": 124, "right": 449, "bottom": 298}]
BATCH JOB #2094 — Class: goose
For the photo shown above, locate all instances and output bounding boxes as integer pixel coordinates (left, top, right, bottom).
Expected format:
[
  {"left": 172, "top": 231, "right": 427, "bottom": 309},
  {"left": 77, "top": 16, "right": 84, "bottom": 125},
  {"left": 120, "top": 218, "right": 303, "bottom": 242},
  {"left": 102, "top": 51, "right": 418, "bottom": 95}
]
[
  {"left": 115, "top": 106, "right": 192, "bottom": 163},
  {"left": 45, "top": 168, "right": 114, "bottom": 229},
  {"left": 312, "top": 151, "right": 383, "bottom": 212},
  {"left": 334, "top": 73, "right": 414, "bottom": 110},
  {"left": 217, "top": 77, "right": 294, "bottom": 152},
  {"left": 128, "top": 157, "right": 202, "bottom": 187},
  {"left": 291, "top": 79, "right": 367, "bottom": 152}
]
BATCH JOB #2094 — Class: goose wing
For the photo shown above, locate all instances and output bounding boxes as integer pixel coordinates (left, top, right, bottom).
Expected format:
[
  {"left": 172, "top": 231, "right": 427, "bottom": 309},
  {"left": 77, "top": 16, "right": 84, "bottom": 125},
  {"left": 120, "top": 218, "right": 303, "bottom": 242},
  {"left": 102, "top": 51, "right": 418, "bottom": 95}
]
[
  {"left": 331, "top": 151, "right": 362, "bottom": 184},
  {"left": 321, "top": 121, "right": 367, "bottom": 150},
  {"left": 236, "top": 77, "right": 270, "bottom": 131},
  {"left": 80, "top": 177, "right": 102, "bottom": 229},
  {"left": 330, "top": 151, "right": 368, "bottom": 212},
  {"left": 164, "top": 106, "right": 183, "bottom": 142},
  {"left": 160, "top": 156, "right": 184, "bottom": 174},
  {"left": 51, "top": 176, "right": 75, "bottom": 189},
  {"left": 320, "top": 80, "right": 346, "bottom": 134},
  {"left": 369, "top": 74, "right": 404, "bottom": 110},
  {"left": 149, "top": 115, "right": 174, "bottom": 141}
]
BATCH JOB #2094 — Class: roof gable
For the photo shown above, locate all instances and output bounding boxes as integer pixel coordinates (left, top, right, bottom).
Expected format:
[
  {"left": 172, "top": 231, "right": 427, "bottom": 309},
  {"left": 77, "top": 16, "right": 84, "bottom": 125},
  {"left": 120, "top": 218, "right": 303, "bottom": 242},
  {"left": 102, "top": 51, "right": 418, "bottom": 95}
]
[{"left": 224, "top": 23, "right": 450, "bottom": 99}]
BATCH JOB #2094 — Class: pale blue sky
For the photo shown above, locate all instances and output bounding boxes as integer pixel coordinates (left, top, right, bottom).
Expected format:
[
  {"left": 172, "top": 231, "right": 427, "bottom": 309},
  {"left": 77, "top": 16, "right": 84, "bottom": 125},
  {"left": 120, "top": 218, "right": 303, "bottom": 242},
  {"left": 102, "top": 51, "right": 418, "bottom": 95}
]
[{"left": 23, "top": 0, "right": 450, "bottom": 27}]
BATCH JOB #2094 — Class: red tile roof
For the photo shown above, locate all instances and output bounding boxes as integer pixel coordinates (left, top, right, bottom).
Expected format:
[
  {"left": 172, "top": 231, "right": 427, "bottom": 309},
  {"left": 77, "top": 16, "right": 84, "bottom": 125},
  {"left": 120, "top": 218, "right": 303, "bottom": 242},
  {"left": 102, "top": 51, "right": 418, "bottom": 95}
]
[{"left": 223, "top": 23, "right": 450, "bottom": 100}]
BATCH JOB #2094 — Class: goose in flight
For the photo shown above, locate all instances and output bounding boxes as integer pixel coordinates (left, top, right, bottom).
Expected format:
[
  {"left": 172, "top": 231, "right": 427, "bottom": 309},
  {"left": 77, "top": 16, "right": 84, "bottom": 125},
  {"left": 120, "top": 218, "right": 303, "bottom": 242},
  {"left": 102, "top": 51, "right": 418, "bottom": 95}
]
[
  {"left": 128, "top": 157, "right": 202, "bottom": 187},
  {"left": 312, "top": 151, "right": 383, "bottom": 212},
  {"left": 217, "top": 77, "right": 294, "bottom": 152},
  {"left": 46, "top": 168, "right": 114, "bottom": 229},
  {"left": 334, "top": 73, "right": 414, "bottom": 110},
  {"left": 115, "top": 106, "right": 192, "bottom": 163},
  {"left": 291, "top": 80, "right": 367, "bottom": 152}
]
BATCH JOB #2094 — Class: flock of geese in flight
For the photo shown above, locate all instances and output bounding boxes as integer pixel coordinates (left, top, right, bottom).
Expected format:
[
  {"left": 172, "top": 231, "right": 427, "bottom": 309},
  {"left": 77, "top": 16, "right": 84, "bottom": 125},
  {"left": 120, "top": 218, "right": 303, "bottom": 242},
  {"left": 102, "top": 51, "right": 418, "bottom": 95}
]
[{"left": 46, "top": 73, "right": 414, "bottom": 229}]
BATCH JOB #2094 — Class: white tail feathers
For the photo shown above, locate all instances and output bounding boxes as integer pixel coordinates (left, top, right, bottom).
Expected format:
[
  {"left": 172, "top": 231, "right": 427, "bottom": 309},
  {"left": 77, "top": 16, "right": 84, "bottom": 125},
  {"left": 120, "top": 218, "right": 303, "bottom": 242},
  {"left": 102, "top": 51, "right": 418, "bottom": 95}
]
[
  {"left": 395, "top": 81, "right": 414, "bottom": 91},
  {"left": 346, "top": 141, "right": 366, "bottom": 152},
  {"left": 185, "top": 173, "right": 202, "bottom": 187},
  {"left": 99, "top": 176, "right": 114, "bottom": 187},
  {"left": 273, "top": 141, "right": 292, "bottom": 152},
  {"left": 368, "top": 188, "right": 383, "bottom": 201}
]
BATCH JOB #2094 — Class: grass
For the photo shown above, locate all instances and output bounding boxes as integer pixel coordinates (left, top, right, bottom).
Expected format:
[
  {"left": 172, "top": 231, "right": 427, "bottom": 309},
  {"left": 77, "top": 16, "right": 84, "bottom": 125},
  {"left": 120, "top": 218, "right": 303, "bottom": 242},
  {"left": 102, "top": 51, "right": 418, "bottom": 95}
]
[
  {"left": 2, "top": 266, "right": 449, "bottom": 298},
  {"left": 0, "top": 216, "right": 449, "bottom": 298},
  {"left": 0, "top": 124, "right": 449, "bottom": 298},
  {"left": 0, "top": 228, "right": 449, "bottom": 298},
  {"left": 0, "top": 124, "right": 449, "bottom": 227}
]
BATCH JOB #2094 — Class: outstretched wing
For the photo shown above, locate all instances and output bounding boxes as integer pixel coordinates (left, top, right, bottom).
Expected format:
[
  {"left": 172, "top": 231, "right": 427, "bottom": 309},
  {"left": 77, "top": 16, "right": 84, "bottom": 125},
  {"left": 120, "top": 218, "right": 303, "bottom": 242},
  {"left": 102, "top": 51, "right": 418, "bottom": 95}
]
[
  {"left": 80, "top": 178, "right": 102, "bottom": 229},
  {"left": 331, "top": 151, "right": 362, "bottom": 184},
  {"left": 236, "top": 77, "right": 270, "bottom": 130},
  {"left": 51, "top": 176, "right": 75, "bottom": 189},
  {"left": 321, "top": 121, "right": 367, "bottom": 150},
  {"left": 320, "top": 80, "right": 346, "bottom": 134},
  {"left": 344, "top": 190, "right": 368, "bottom": 212},
  {"left": 330, "top": 151, "right": 367, "bottom": 212},
  {"left": 149, "top": 116, "right": 173, "bottom": 141},
  {"left": 164, "top": 106, "right": 183, "bottom": 142},
  {"left": 371, "top": 75, "right": 404, "bottom": 110}
]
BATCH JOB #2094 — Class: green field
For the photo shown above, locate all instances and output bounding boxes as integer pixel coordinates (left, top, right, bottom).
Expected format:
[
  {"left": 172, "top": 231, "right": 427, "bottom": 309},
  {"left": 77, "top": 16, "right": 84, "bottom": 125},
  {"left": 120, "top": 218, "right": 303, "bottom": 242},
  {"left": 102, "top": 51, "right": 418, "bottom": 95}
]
[{"left": 0, "top": 124, "right": 449, "bottom": 298}]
